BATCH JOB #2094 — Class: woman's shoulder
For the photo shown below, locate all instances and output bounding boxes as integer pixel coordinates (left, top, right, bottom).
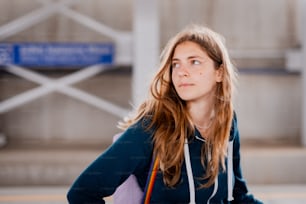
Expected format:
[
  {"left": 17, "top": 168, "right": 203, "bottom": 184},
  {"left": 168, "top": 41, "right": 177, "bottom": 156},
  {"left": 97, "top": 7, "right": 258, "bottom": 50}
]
[
  {"left": 119, "top": 116, "right": 155, "bottom": 144},
  {"left": 128, "top": 115, "right": 154, "bottom": 133},
  {"left": 111, "top": 117, "right": 154, "bottom": 161}
]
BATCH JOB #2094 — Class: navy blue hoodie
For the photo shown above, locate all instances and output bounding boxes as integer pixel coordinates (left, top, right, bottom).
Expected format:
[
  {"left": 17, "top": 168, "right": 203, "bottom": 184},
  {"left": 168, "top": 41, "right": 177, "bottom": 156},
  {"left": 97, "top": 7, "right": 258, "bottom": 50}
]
[{"left": 67, "top": 114, "right": 263, "bottom": 204}]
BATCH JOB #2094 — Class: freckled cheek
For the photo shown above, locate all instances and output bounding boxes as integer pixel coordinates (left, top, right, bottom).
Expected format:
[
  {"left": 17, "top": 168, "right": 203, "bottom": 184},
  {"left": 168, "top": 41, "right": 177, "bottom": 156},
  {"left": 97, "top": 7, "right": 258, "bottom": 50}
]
[
  {"left": 171, "top": 73, "right": 178, "bottom": 84},
  {"left": 171, "top": 76, "right": 178, "bottom": 87},
  {"left": 173, "top": 81, "right": 179, "bottom": 89}
]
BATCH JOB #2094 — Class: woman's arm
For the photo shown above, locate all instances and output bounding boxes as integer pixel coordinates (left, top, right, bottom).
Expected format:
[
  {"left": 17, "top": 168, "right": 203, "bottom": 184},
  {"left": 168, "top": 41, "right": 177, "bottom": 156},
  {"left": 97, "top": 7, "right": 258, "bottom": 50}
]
[{"left": 67, "top": 122, "right": 153, "bottom": 204}]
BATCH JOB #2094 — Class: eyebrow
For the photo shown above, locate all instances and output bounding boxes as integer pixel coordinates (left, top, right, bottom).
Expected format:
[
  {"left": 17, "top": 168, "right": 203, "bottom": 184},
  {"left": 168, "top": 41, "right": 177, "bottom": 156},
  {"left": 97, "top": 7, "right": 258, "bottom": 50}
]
[{"left": 172, "top": 55, "right": 204, "bottom": 61}]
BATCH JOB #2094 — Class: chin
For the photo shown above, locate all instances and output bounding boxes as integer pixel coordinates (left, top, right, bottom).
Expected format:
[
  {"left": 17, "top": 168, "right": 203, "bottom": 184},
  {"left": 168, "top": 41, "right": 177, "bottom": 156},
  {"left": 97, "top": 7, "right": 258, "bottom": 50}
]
[{"left": 177, "top": 95, "right": 195, "bottom": 101}]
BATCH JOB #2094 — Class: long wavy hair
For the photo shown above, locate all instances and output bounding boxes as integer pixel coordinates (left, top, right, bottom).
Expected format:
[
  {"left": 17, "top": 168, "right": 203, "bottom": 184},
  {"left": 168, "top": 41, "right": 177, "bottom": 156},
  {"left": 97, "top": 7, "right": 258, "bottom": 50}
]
[{"left": 119, "top": 24, "right": 237, "bottom": 188}]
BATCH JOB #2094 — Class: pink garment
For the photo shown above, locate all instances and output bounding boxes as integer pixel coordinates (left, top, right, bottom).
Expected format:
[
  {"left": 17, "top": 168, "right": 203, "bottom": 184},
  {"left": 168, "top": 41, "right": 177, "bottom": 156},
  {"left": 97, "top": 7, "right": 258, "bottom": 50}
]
[{"left": 112, "top": 133, "right": 144, "bottom": 204}]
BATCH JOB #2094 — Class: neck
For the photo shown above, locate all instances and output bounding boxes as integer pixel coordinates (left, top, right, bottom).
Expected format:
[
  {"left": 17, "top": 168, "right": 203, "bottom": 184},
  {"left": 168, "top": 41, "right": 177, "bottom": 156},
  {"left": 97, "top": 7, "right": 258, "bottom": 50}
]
[{"left": 187, "top": 98, "right": 215, "bottom": 130}]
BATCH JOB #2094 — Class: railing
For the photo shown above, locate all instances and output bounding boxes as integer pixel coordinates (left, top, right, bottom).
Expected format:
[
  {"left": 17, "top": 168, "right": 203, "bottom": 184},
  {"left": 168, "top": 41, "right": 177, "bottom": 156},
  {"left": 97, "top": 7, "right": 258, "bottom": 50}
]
[{"left": 0, "top": 0, "right": 131, "bottom": 117}]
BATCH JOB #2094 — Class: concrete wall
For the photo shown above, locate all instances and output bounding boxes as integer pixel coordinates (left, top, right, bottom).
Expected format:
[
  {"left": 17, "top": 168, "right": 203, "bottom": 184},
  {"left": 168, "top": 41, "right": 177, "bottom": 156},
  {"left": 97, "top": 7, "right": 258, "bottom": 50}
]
[
  {"left": 0, "top": 0, "right": 302, "bottom": 146},
  {"left": 236, "top": 73, "right": 301, "bottom": 144}
]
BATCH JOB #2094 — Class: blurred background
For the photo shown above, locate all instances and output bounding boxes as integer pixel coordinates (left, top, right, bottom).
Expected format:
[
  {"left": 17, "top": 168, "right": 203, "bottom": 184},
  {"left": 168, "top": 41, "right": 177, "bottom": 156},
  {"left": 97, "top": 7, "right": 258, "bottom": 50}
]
[{"left": 0, "top": 0, "right": 306, "bottom": 203}]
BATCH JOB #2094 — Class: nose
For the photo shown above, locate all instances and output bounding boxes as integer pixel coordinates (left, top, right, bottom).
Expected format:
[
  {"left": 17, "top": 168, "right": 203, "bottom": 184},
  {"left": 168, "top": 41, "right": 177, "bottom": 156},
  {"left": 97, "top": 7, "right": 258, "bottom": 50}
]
[{"left": 177, "top": 64, "right": 189, "bottom": 77}]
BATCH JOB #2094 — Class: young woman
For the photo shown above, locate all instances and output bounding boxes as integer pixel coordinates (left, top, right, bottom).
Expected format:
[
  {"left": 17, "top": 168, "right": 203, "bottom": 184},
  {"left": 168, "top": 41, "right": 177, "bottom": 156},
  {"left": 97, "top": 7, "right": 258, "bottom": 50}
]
[{"left": 67, "top": 25, "right": 263, "bottom": 204}]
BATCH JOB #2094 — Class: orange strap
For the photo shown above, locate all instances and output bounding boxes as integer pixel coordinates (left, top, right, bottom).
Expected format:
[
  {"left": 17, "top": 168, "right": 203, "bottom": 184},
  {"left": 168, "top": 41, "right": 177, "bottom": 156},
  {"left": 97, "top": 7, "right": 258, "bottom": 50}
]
[{"left": 143, "top": 157, "right": 159, "bottom": 204}]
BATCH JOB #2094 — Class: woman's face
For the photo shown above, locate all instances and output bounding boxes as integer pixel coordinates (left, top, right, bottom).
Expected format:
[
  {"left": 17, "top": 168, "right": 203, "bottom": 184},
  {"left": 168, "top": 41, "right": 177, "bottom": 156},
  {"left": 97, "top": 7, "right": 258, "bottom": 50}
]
[{"left": 171, "top": 41, "right": 223, "bottom": 103}]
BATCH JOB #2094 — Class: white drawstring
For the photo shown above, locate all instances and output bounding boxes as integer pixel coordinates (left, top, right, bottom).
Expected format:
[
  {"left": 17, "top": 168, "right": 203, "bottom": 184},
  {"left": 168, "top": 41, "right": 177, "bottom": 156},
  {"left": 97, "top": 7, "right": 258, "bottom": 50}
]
[
  {"left": 184, "top": 138, "right": 234, "bottom": 203},
  {"left": 184, "top": 139, "right": 196, "bottom": 204},
  {"left": 207, "top": 177, "right": 218, "bottom": 204},
  {"left": 227, "top": 141, "right": 234, "bottom": 201}
]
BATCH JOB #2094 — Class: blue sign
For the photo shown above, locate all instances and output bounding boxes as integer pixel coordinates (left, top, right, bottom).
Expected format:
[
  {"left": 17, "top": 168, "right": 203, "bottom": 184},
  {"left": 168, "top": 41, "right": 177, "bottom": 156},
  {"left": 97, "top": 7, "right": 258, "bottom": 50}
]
[
  {"left": 0, "top": 43, "right": 114, "bottom": 67},
  {"left": 0, "top": 44, "right": 14, "bottom": 65}
]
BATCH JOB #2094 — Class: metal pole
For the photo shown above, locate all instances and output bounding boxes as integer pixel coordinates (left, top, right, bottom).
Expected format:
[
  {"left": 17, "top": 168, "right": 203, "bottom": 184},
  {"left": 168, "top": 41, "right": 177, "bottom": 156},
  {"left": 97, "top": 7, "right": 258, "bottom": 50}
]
[{"left": 132, "top": 0, "right": 160, "bottom": 106}]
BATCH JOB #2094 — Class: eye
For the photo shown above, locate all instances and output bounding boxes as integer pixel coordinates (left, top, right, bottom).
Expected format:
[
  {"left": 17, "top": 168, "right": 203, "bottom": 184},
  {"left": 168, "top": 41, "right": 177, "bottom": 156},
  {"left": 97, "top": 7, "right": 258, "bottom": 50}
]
[
  {"left": 172, "top": 62, "right": 180, "bottom": 68},
  {"left": 192, "top": 60, "right": 201, "bottom": 65}
]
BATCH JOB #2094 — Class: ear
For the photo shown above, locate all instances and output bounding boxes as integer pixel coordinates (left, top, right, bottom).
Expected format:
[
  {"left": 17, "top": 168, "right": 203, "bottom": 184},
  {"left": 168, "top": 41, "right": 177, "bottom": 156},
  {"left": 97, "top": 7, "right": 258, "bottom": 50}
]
[{"left": 215, "top": 65, "right": 224, "bottom": 82}]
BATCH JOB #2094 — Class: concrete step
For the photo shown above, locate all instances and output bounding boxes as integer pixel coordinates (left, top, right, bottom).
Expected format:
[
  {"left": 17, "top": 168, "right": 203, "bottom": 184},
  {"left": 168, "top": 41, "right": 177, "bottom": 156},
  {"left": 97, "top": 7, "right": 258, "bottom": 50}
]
[
  {"left": 241, "top": 145, "right": 306, "bottom": 184},
  {"left": 0, "top": 146, "right": 101, "bottom": 186},
  {"left": 0, "top": 185, "right": 306, "bottom": 204},
  {"left": 0, "top": 145, "right": 306, "bottom": 186}
]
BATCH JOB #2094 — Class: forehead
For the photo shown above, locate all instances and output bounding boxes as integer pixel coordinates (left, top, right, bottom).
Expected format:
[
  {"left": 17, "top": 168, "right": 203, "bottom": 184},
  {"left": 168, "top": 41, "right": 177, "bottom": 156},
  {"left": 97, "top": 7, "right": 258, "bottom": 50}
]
[{"left": 172, "top": 41, "right": 207, "bottom": 58}]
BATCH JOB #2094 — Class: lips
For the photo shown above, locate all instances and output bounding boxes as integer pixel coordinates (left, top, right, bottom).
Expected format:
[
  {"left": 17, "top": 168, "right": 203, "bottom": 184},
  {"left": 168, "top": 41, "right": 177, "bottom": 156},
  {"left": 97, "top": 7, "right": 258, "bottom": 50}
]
[{"left": 178, "top": 83, "right": 194, "bottom": 87}]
